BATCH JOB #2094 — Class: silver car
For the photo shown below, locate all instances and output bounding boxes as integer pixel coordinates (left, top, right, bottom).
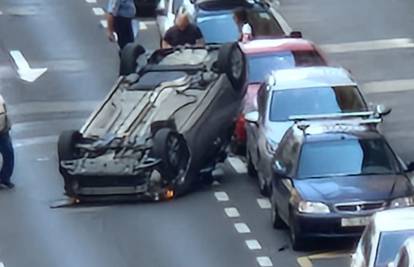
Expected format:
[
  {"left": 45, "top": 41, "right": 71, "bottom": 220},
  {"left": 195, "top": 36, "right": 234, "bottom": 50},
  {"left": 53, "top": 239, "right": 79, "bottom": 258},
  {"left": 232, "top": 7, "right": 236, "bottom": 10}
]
[{"left": 244, "top": 66, "right": 391, "bottom": 195}]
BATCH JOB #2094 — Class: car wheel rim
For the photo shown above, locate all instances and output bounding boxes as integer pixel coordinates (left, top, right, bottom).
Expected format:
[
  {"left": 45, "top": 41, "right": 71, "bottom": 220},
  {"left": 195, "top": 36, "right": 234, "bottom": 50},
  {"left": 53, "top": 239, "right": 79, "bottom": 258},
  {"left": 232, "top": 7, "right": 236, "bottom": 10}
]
[
  {"left": 167, "top": 134, "right": 181, "bottom": 169},
  {"left": 231, "top": 50, "right": 243, "bottom": 80}
]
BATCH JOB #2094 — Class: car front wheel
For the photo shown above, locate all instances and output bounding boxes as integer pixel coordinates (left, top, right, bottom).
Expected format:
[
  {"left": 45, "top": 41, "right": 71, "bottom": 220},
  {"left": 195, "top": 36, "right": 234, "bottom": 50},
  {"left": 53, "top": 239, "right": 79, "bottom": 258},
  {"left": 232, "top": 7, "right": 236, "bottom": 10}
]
[{"left": 289, "top": 212, "right": 306, "bottom": 251}]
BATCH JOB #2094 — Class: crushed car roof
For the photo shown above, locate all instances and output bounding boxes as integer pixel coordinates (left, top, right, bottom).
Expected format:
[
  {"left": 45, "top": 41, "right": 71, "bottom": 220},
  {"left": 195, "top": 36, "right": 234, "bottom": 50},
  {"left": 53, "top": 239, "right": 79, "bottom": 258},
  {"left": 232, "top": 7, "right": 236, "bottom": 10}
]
[
  {"left": 268, "top": 66, "right": 356, "bottom": 90},
  {"left": 240, "top": 38, "right": 316, "bottom": 55}
]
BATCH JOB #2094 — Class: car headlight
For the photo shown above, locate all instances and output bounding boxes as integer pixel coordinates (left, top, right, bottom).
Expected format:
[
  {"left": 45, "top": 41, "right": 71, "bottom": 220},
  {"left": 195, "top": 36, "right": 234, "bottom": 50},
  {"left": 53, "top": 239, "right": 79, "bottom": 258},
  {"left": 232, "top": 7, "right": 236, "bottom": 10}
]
[
  {"left": 390, "top": 196, "right": 414, "bottom": 208},
  {"left": 265, "top": 139, "right": 277, "bottom": 155},
  {"left": 298, "top": 201, "right": 330, "bottom": 214}
]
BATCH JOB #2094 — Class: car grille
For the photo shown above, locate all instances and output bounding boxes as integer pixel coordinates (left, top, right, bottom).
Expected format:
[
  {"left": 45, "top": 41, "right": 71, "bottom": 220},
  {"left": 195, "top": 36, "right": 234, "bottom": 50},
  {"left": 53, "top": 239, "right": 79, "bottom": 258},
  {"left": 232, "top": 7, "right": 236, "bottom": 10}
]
[{"left": 335, "top": 201, "right": 386, "bottom": 213}]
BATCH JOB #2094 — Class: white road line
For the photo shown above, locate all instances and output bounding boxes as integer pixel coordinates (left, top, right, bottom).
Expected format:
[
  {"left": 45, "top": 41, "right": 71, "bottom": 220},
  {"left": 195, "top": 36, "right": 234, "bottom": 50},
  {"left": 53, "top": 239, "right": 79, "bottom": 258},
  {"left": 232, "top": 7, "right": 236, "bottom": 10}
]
[
  {"left": 14, "top": 135, "right": 58, "bottom": 148},
  {"left": 257, "top": 256, "right": 273, "bottom": 267},
  {"left": 100, "top": 20, "right": 108, "bottom": 28},
  {"left": 8, "top": 100, "right": 98, "bottom": 116},
  {"left": 85, "top": 0, "right": 97, "bottom": 3},
  {"left": 0, "top": 10, "right": 3, "bottom": 15},
  {"left": 139, "top": 22, "right": 148, "bottom": 30},
  {"left": 214, "top": 191, "right": 229, "bottom": 202},
  {"left": 257, "top": 198, "right": 271, "bottom": 209},
  {"left": 92, "top": 7, "right": 105, "bottom": 16},
  {"left": 320, "top": 38, "right": 414, "bottom": 54},
  {"left": 234, "top": 223, "right": 251, "bottom": 233},
  {"left": 224, "top": 207, "right": 240, "bottom": 218},
  {"left": 0, "top": 262, "right": 4, "bottom": 267},
  {"left": 363, "top": 79, "right": 414, "bottom": 94},
  {"left": 245, "top": 239, "right": 262, "bottom": 250},
  {"left": 9, "top": 50, "right": 47, "bottom": 82},
  {"left": 227, "top": 156, "right": 247, "bottom": 174}
]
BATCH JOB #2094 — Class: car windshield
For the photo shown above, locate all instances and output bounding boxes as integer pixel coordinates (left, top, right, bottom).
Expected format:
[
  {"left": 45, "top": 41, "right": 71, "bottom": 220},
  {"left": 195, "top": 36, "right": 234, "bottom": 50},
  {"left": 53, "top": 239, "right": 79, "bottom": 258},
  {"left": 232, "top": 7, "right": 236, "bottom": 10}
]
[
  {"left": 298, "top": 139, "right": 402, "bottom": 178},
  {"left": 375, "top": 230, "right": 414, "bottom": 267},
  {"left": 269, "top": 86, "right": 367, "bottom": 121},
  {"left": 197, "top": 10, "right": 284, "bottom": 43},
  {"left": 247, "top": 51, "right": 326, "bottom": 83}
]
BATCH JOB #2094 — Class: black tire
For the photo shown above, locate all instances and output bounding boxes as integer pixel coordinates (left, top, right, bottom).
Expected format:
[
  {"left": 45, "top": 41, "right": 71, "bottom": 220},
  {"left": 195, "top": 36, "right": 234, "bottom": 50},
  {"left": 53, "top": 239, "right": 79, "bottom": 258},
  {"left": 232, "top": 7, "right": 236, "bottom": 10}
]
[
  {"left": 258, "top": 172, "right": 270, "bottom": 196},
  {"left": 58, "top": 130, "right": 82, "bottom": 196},
  {"left": 152, "top": 128, "right": 191, "bottom": 195},
  {"left": 0, "top": 133, "right": 14, "bottom": 184},
  {"left": 217, "top": 43, "right": 246, "bottom": 90},
  {"left": 271, "top": 202, "right": 285, "bottom": 229},
  {"left": 289, "top": 212, "right": 306, "bottom": 251},
  {"left": 246, "top": 152, "right": 257, "bottom": 177},
  {"left": 119, "top": 42, "right": 146, "bottom": 76}
]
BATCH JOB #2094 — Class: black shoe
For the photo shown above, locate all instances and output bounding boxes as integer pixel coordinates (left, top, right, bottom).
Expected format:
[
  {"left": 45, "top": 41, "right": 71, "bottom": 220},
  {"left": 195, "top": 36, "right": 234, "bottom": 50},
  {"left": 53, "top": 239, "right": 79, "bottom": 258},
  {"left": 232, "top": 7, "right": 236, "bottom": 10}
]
[{"left": 1, "top": 182, "right": 14, "bottom": 189}]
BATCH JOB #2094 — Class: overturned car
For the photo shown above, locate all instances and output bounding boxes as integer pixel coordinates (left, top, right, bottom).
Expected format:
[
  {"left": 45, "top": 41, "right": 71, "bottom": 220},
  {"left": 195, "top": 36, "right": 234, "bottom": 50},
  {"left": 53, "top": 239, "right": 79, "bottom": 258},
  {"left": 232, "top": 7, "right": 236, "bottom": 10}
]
[{"left": 57, "top": 43, "right": 246, "bottom": 201}]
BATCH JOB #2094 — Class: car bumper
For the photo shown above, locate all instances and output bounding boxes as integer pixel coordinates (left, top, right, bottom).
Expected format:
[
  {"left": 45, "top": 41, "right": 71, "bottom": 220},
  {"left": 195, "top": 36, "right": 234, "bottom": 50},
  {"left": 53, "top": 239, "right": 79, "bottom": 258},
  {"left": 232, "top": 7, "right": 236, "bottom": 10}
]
[{"left": 293, "top": 212, "right": 368, "bottom": 238}]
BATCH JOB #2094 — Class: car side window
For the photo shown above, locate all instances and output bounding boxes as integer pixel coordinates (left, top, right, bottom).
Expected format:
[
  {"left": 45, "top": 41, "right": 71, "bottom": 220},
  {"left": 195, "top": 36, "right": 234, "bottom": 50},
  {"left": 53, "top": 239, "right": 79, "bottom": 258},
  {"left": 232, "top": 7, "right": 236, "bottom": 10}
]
[
  {"left": 257, "top": 84, "right": 267, "bottom": 120},
  {"left": 173, "top": 0, "right": 184, "bottom": 14},
  {"left": 397, "top": 249, "right": 409, "bottom": 267}
]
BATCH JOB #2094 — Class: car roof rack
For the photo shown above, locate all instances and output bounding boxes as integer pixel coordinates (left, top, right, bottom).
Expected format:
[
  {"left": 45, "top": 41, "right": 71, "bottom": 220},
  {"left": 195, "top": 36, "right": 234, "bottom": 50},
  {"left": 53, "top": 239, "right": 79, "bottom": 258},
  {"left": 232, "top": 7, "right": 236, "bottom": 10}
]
[
  {"left": 290, "top": 114, "right": 382, "bottom": 134},
  {"left": 288, "top": 111, "right": 375, "bottom": 122}
]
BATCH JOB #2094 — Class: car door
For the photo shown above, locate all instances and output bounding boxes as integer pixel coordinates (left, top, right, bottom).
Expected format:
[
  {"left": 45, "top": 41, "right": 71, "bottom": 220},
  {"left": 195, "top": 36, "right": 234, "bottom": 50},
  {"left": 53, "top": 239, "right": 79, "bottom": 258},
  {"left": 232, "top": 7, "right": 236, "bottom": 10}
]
[
  {"left": 249, "top": 85, "right": 268, "bottom": 169},
  {"left": 273, "top": 137, "right": 299, "bottom": 221}
]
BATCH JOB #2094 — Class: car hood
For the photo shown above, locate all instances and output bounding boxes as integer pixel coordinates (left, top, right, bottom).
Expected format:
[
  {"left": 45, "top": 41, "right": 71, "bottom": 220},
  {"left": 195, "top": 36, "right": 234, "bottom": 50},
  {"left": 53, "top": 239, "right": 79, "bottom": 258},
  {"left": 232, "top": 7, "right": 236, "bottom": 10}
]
[
  {"left": 294, "top": 174, "right": 413, "bottom": 203},
  {"left": 265, "top": 121, "right": 293, "bottom": 144}
]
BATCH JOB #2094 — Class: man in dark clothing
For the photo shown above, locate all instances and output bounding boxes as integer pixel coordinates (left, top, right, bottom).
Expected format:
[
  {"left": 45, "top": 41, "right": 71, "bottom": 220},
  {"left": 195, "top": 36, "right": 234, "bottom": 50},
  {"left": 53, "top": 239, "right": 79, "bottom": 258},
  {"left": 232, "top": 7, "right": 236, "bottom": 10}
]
[
  {"left": 106, "top": 0, "right": 136, "bottom": 50},
  {"left": 162, "top": 12, "right": 204, "bottom": 48}
]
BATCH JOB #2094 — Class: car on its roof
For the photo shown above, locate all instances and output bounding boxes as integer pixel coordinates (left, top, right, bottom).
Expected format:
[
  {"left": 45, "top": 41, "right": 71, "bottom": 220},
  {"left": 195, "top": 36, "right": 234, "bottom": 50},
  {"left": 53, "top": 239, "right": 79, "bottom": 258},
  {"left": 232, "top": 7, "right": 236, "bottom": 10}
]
[
  {"left": 231, "top": 38, "right": 327, "bottom": 154},
  {"left": 57, "top": 42, "right": 247, "bottom": 201},
  {"left": 388, "top": 236, "right": 414, "bottom": 267},
  {"left": 155, "top": 0, "right": 291, "bottom": 45},
  {"left": 244, "top": 66, "right": 391, "bottom": 195},
  {"left": 270, "top": 119, "right": 414, "bottom": 250},
  {"left": 352, "top": 208, "right": 414, "bottom": 267}
]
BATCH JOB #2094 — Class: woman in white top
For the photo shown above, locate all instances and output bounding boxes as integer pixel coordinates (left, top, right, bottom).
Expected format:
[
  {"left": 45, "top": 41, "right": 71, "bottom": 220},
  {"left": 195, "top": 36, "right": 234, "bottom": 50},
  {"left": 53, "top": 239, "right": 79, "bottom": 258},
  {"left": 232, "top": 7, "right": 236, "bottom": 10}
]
[{"left": 233, "top": 7, "right": 253, "bottom": 42}]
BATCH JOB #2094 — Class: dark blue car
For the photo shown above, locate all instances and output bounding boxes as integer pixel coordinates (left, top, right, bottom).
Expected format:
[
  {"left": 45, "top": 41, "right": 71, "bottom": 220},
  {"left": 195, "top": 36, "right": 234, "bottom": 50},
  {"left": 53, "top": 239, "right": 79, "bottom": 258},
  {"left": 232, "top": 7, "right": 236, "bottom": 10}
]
[{"left": 270, "top": 117, "right": 414, "bottom": 250}]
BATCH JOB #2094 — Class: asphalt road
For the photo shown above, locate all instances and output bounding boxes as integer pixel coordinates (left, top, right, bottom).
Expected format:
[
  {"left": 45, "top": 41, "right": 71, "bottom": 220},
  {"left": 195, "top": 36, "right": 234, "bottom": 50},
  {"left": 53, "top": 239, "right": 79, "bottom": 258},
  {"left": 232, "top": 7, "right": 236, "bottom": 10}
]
[{"left": 0, "top": 0, "right": 414, "bottom": 267}]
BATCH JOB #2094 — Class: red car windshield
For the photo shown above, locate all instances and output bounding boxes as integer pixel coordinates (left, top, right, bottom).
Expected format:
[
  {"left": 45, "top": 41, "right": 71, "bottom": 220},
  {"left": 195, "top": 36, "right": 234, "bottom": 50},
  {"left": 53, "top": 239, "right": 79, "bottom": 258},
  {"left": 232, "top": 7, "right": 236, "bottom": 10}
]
[{"left": 247, "top": 50, "right": 326, "bottom": 83}]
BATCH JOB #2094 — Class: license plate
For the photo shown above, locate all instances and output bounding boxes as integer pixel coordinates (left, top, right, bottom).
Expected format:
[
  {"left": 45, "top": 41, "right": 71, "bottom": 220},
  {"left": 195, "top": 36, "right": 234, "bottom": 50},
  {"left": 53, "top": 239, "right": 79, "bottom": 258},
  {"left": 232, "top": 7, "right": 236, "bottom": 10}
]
[{"left": 341, "top": 216, "right": 370, "bottom": 227}]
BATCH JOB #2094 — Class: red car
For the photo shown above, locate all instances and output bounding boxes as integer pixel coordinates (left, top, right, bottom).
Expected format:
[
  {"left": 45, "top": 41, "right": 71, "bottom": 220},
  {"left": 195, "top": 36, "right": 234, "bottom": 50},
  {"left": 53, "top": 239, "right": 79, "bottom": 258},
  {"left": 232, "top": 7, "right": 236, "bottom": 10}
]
[{"left": 231, "top": 38, "right": 328, "bottom": 155}]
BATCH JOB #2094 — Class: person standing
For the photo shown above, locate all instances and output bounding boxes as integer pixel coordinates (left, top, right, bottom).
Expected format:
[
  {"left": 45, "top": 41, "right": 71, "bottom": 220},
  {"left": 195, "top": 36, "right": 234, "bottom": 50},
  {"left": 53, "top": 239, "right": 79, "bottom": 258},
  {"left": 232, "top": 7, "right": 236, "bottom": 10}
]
[
  {"left": 106, "top": 0, "right": 136, "bottom": 50},
  {"left": 233, "top": 7, "right": 253, "bottom": 42},
  {"left": 162, "top": 12, "right": 204, "bottom": 48}
]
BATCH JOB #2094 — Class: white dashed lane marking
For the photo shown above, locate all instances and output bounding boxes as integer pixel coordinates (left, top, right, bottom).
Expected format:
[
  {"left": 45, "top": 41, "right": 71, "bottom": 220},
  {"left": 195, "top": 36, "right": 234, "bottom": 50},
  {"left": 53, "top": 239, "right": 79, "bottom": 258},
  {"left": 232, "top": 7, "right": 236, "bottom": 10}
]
[
  {"left": 0, "top": 262, "right": 5, "bottom": 267},
  {"left": 257, "top": 198, "right": 271, "bottom": 209},
  {"left": 100, "top": 20, "right": 108, "bottom": 28},
  {"left": 224, "top": 207, "right": 240, "bottom": 218},
  {"left": 234, "top": 223, "right": 251, "bottom": 233},
  {"left": 86, "top": 0, "right": 97, "bottom": 3},
  {"left": 257, "top": 256, "right": 273, "bottom": 267},
  {"left": 320, "top": 38, "right": 414, "bottom": 54},
  {"left": 92, "top": 7, "right": 105, "bottom": 16},
  {"left": 245, "top": 239, "right": 262, "bottom": 250},
  {"left": 227, "top": 156, "right": 247, "bottom": 174},
  {"left": 363, "top": 79, "right": 414, "bottom": 94},
  {"left": 214, "top": 191, "right": 229, "bottom": 202}
]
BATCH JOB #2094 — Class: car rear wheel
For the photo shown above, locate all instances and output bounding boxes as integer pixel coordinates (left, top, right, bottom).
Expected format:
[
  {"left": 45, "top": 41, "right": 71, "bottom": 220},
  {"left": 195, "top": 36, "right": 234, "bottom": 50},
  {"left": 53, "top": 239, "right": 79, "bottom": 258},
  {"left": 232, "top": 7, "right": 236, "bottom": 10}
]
[
  {"left": 119, "top": 42, "right": 146, "bottom": 76},
  {"left": 271, "top": 202, "right": 285, "bottom": 229},
  {"left": 258, "top": 171, "right": 270, "bottom": 196},
  {"left": 217, "top": 43, "right": 246, "bottom": 90},
  {"left": 152, "top": 128, "right": 191, "bottom": 195},
  {"left": 246, "top": 152, "right": 257, "bottom": 177},
  {"left": 58, "top": 130, "right": 82, "bottom": 197}
]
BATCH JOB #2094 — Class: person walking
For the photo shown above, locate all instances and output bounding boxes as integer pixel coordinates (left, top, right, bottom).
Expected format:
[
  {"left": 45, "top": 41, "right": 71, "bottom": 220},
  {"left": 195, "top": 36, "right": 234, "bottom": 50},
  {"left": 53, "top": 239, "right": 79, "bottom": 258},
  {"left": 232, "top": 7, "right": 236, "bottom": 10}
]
[
  {"left": 233, "top": 7, "right": 253, "bottom": 42},
  {"left": 162, "top": 12, "right": 204, "bottom": 48},
  {"left": 0, "top": 132, "right": 14, "bottom": 189},
  {"left": 106, "top": 0, "right": 137, "bottom": 50}
]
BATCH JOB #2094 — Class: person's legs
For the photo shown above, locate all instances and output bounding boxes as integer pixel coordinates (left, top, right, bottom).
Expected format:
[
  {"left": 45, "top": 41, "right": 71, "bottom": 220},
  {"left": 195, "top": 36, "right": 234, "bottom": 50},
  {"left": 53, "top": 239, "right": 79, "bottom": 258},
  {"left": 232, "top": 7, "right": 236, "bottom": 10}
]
[
  {"left": 0, "top": 133, "right": 14, "bottom": 188},
  {"left": 114, "top": 16, "right": 134, "bottom": 50}
]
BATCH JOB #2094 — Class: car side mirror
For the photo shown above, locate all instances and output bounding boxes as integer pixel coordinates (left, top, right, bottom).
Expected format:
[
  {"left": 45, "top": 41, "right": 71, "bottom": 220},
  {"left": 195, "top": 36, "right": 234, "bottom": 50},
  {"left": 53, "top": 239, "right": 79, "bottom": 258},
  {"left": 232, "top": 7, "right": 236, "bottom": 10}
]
[
  {"left": 245, "top": 111, "right": 259, "bottom": 125},
  {"left": 406, "top": 162, "right": 414, "bottom": 172},
  {"left": 272, "top": 160, "right": 288, "bottom": 177},
  {"left": 289, "top": 31, "right": 302, "bottom": 38},
  {"left": 155, "top": 8, "right": 167, "bottom": 16},
  {"left": 375, "top": 104, "right": 392, "bottom": 116}
]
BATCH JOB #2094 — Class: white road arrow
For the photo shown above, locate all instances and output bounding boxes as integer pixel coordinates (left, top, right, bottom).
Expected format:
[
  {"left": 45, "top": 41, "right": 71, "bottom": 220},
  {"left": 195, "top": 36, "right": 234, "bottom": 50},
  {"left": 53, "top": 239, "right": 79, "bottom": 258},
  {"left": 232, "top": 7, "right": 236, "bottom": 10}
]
[{"left": 9, "top": 50, "right": 47, "bottom": 82}]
